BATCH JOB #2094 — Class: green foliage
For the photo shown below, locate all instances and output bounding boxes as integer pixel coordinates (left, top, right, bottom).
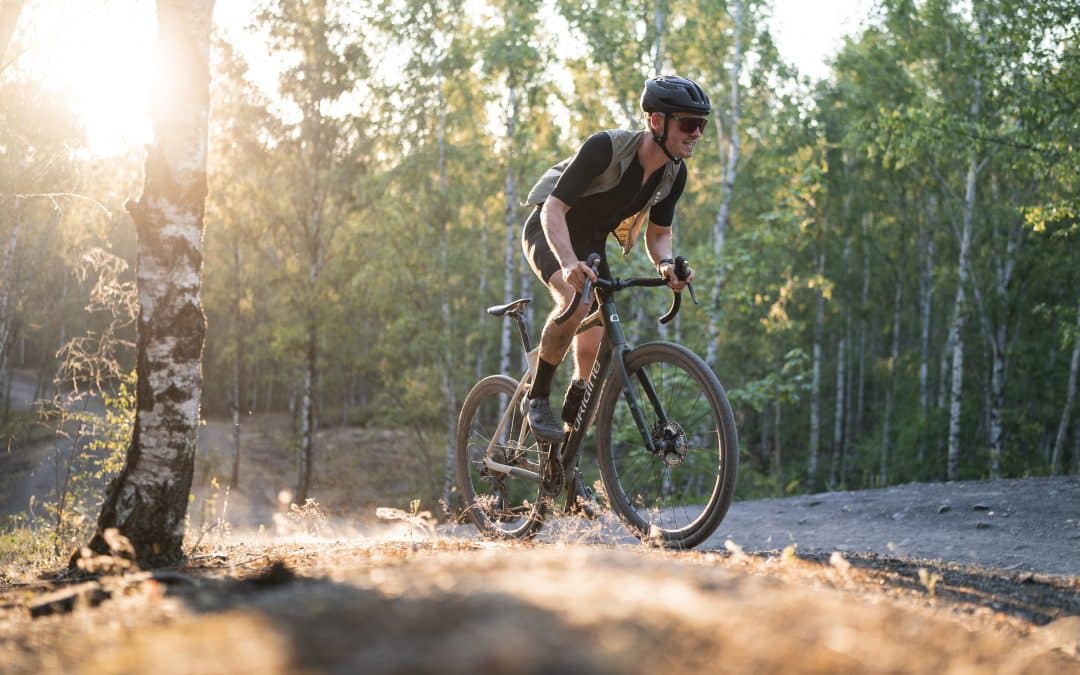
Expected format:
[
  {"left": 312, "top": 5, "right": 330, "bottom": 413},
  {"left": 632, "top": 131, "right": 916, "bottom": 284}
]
[{"left": 4, "top": 0, "right": 1079, "bottom": 523}]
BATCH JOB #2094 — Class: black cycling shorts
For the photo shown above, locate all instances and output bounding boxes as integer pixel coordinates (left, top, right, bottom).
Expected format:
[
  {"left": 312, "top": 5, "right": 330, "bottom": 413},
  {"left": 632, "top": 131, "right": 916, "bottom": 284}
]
[{"left": 521, "top": 206, "right": 611, "bottom": 285}]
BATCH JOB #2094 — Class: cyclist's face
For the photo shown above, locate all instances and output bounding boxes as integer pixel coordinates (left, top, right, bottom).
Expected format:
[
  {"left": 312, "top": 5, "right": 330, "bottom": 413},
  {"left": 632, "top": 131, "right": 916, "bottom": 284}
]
[{"left": 668, "top": 114, "right": 706, "bottom": 158}]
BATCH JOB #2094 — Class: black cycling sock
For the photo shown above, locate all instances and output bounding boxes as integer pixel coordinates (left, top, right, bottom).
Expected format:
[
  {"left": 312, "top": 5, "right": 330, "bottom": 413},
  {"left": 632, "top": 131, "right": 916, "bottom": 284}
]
[{"left": 528, "top": 358, "right": 558, "bottom": 399}]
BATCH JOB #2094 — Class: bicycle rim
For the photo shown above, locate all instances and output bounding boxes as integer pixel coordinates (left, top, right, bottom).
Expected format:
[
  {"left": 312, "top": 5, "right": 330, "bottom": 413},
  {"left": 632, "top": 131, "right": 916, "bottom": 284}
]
[
  {"left": 456, "top": 375, "right": 547, "bottom": 539},
  {"left": 596, "top": 342, "right": 738, "bottom": 548}
]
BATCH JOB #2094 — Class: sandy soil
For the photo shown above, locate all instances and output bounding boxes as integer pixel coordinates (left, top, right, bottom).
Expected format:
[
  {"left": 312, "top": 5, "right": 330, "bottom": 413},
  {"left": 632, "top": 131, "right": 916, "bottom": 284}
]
[{"left": 0, "top": 536, "right": 1078, "bottom": 674}]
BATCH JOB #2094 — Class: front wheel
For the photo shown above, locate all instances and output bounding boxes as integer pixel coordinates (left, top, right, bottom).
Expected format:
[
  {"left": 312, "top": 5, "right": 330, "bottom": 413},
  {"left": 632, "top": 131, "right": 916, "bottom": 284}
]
[
  {"left": 455, "top": 375, "right": 548, "bottom": 539},
  {"left": 595, "top": 342, "right": 738, "bottom": 549}
]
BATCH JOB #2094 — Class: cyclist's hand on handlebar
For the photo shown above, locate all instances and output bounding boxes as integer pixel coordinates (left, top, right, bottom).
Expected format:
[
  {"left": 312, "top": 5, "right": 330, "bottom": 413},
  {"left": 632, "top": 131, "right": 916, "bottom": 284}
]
[
  {"left": 658, "top": 260, "right": 695, "bottom": 293},
  {"left": 561, "top": 260, "right": 598, "bottom": 293}
]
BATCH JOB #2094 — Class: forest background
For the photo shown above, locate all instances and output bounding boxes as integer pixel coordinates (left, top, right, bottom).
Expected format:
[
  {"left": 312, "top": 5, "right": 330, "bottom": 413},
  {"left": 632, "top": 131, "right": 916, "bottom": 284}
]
[{"left": 1, "top": 0, "right": 1078, "bottom": 535}]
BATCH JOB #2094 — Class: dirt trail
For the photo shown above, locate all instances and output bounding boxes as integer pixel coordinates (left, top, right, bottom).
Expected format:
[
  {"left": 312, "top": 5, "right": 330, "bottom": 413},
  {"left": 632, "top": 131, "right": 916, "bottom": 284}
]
[
  {"left": 1, "top": 540, "right": 1078, "bottom": 674},
  {"left": 3, "top": 397, "right": 1078, "bottom": 673}
]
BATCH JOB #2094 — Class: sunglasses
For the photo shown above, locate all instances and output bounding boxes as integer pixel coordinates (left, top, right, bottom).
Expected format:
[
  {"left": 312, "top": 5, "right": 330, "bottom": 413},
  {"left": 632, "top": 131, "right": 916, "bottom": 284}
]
[{"left": 671, "top": 115, "right": 708, "bottom": 133}]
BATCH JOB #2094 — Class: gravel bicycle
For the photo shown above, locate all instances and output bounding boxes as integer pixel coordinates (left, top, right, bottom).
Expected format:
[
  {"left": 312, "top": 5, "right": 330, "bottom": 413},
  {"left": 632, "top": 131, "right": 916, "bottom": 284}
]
[{"left": 455, "top": 254, "right": 738, "bottom": 548}]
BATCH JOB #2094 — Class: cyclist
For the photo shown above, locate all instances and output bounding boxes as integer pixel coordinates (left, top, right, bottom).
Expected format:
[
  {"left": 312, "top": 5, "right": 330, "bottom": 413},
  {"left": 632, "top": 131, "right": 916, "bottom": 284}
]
[{"left": 520, "top": 74, "right": 706, "bottom": 448}]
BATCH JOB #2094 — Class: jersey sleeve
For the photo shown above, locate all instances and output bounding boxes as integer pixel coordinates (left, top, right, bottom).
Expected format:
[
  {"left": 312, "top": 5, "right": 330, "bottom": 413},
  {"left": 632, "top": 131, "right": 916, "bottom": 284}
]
[
  {"left": 648, "top": 161, "right": 688, "bottom": 227},
  {"left": 550, "top": 133, "right": 613, "bottom": 206}
]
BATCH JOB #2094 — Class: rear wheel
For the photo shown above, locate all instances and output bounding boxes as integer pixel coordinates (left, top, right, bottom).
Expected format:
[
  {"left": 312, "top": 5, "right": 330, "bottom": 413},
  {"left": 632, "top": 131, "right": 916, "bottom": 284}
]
[
  {"left": 455, "top": 375, "right": 548, "bottom": 539},
  {"left": 595, "top": 342, "right": 738, "bottom": 549}
]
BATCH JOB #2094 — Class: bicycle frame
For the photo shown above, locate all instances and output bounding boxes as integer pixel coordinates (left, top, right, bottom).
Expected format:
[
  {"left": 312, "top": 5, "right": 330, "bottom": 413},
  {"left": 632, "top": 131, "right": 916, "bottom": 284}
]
[{"left": 480, "top": 282, "right": 670, "bottom": 504}]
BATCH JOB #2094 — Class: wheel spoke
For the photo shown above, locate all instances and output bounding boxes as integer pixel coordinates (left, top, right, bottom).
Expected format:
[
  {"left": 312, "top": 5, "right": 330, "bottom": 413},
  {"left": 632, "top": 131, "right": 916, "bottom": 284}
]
[{"left": 598, "top": 344, "right": 738, "bottom": 548}]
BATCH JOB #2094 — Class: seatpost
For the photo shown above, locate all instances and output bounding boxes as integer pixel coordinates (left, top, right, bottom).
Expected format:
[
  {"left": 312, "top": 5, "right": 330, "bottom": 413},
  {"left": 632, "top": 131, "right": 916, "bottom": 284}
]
[{"left": 513, "top": 314, "right": 533, "bottom": 353}]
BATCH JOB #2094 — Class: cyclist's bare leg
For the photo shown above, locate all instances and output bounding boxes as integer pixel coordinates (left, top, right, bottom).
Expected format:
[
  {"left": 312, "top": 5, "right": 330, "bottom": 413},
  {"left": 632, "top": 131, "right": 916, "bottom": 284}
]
[
  {"left": 572, "top": 325, "right": 603, "bottom": 380},
  {"left": 523, "top": 271, "right": 592, "bottom": 442},
  {"left": 535, "top": 271, "right": 592, "bottom": 369}
]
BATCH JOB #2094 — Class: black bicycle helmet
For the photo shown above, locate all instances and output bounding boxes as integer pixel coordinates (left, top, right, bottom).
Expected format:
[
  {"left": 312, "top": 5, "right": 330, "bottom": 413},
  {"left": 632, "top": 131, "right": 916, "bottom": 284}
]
[{"left": 640, "top": 75, "right": 711, "bottom": 116}]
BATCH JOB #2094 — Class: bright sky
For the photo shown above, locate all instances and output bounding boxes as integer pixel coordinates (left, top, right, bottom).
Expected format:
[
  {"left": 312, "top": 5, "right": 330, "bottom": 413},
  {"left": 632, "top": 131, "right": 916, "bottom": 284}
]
[
  {"left": 768, "top": 0, "right": 874, "bottom": 82},
  {"left": 8, "top": 0, "right": 873, "bottom": 158}
]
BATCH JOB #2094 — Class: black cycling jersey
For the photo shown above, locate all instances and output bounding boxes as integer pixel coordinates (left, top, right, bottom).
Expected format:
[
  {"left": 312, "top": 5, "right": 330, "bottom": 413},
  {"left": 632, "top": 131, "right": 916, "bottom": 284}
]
[
  {"left": 522, "top": 132, "right": 687, "bottom": 283},
  {"left": 551, "top": 132, "right": 687, "bottom": 231}
]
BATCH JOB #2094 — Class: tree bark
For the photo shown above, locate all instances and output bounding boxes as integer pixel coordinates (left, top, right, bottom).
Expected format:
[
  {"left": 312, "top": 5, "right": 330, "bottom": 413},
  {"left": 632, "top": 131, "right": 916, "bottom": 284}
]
[
  {"left": 705, "top": 0, "right": 743, "bottom": 368},
  {"left": 1051, "top": 298, "right": 1080, "bottom": 474},
  {"left": 0, "top": 196, "right": 19, "bottom": 383},
  {"left": 297, "top": 322, "right": 316, "bottom": 502},
  {"left": 499, "top": 83, "right": 518, "bottom": 381},
  {"left": 946, "top": 24, "right": 984, "bottom": 481},
  {"left": 807, "top": 250, "right": 824, "bottom": 488},
  {"left": 229, "top": 234, "right": 242, "bottom": 489},
  {"left": 855, "top": 218, "right": 870, "bottom": 438},
  {"left": 772, "top": 399, "right": 782, "bottom": 492},
  {"left": 917, "top": 199, "right": 935, "bottom": 465},
  {"left": 880, "top": 269, "right": 903, "bottom": 485},
  {"left": 82, "top": 0, "right": 214, "bottom": 567},
  {"left": 947, "top": 155, "right": 976, "bottom": 482}
]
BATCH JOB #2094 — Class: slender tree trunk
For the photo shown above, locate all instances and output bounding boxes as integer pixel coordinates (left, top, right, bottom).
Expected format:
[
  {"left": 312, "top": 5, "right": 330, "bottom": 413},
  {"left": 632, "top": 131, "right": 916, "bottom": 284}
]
[
  {"left": 772, "top": 399, "right": 782, "bottom": 492},
  {"left": 434, "top": 64, "right": 458, "bottom": 509},
  {"left": 475, "top": 222, "right": 489, "bottom": 380},
  {"left": 842, "top": 306, "right": 855, "bottom": 485},
  {"left": 0, "top": 196, "right": 20, "bottom": 380},
  {"left": 229, "top": 236, "right": 242, "bottom": 489},
  {"left": 855, "top": 218, "right": 870, "bottom": 437},
  {"left": 830, "top": 316, "right": 847, "bottom": 490},
  {"left": 807, "top": 250, "right": 825, "bottom": 488},
  {"left": 297, "top": 322, "right": 316, "bottom": 502},
  {"left": 81, "top": 0, "right": 214, "bottom": 567},
  {"left": 652, "top": 0, "right": 665, "bottom": 74},
  {"left": 880, "top": 270, "right": 903, "bottom": 485},
  {"left": 500, "top": 83, "right": 518, "bottom": 379},
  {"left": 917, "top": 200, "right": 935, "bottom": 465},
  {"left": 705, "top": 0, "right": 743, "bottom": 368},
  {"left": 947, "top": 158, "right": 976, "bottom": 481},
  {"left": 1052, "top": 298, "right": 1080, "bottom": 474}
]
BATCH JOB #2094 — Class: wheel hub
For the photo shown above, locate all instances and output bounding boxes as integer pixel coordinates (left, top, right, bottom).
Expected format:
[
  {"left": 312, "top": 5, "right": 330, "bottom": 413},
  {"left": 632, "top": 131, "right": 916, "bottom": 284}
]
[{"left": 653, "top": 421, "right": 688, "bottom": 468}]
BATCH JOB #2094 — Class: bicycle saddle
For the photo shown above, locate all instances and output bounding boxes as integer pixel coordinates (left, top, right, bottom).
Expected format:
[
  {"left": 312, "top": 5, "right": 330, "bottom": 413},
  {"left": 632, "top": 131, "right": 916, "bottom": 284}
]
[{"left": 487, "top": 298, "right": 532, "bottom": 317}]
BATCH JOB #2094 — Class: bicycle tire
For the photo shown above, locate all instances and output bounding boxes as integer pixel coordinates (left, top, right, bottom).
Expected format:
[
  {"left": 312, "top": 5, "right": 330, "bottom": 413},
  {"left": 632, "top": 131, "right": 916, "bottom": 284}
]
[
  {"left": 595, "top": 341, "right": 738, "bottom": 549},
  {"left": 455, "top": 375, "right": 548, "bottom": 539}
]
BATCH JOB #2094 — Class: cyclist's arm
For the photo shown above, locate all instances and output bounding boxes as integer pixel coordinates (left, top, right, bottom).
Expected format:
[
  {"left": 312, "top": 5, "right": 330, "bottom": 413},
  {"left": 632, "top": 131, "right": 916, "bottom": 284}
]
[
  {"left": 646, "top": 221, "right": 694, "bottom": 290},
  {"left": 540, "top": 196, "right": 579, "bottom": 270}
]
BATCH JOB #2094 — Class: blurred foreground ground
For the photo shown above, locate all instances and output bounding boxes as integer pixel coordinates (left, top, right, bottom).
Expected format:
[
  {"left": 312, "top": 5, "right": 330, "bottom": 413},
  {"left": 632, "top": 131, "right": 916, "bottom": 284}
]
[{"left": 0, "top": 536, "right": 1078, "bottom": 674}]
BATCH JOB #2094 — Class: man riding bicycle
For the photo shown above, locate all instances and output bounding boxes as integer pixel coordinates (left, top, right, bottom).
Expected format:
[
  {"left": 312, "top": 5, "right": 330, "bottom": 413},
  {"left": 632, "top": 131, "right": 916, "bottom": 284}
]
[{"left": 520, "top": 74, "right": 707, "bottom": 451}]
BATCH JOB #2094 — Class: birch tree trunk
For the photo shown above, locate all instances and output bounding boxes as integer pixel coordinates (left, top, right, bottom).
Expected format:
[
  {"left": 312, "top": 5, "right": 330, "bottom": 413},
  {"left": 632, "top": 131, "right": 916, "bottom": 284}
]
[
  {"left": 297, "top": 321, "right": 316, "bottom": 501},
  {"left": 1051, "top": 298, "right": 1080, "bottom": 474},
  {"left": 807, "top": 250, "right": 824, "bottom": 488},
  {"left": 947, "top": 155, "right": 976, "bottom": 481},
  {"left": 229, "top": 235, "right": 242, "bottom": 489},
  {"left": 436, "top": 79, "right": 458, "bottom": 508},
  {"left": 82, "top": 0, "right": 214, "bottom": 566},
  {"left": 946, "top": 23, "right": 984, "bottom": 480},
  {"left": 855, "top": 218, "right": 870, "bottom": 437},
  {"left": 830, "top": 327, "right": 846, "bottom": 490},
  {"left": 968, "top": 198, "right": 1022, "bottom": 479},
  {"left": 917, "top": 199, "right": 934, "bottom": 465},
  {"left": 705, "top": 0, "right": 743, "bottom": 368},
  {"left": 0, "top": 197, "right": 19, "bottom": 381},
  {"left": 880, "top": 270, "right": 903, "bottom": 485},
  {"left": 652, "top": 0, "right": 665, "bottom": 74},
  {"left": 500, "top": 83, "right": 518, "bottom": 380}
]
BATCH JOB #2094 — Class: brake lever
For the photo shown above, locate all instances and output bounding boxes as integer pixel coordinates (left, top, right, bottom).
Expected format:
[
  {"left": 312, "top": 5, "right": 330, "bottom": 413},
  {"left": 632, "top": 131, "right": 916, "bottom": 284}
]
[
  {"left": 553, "top": 253, "right": 602, "bottom": 326},
  {"left": 674, "top": 256, "right": 698, "bottom": 304}
]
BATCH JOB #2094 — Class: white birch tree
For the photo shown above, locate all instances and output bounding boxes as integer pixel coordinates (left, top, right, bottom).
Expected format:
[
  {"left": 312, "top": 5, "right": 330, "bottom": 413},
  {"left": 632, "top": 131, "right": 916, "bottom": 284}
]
[{"left": 83, "top": 0, "right": 215, "bottom": 566}]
